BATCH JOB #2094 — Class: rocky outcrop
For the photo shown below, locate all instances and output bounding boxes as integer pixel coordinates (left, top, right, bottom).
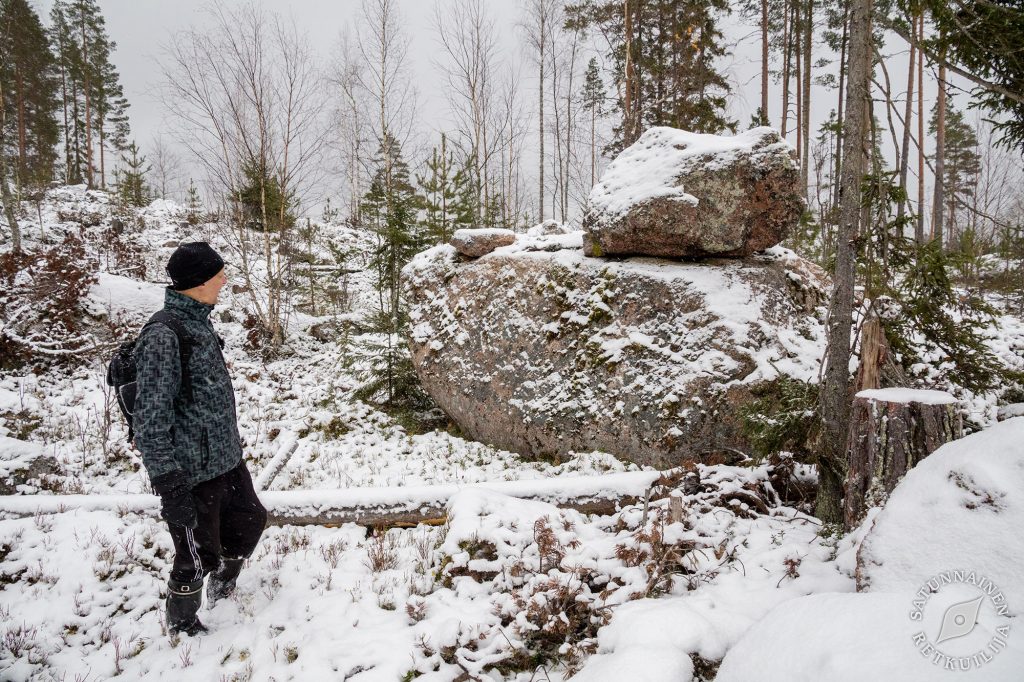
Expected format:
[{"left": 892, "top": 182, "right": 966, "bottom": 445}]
[
  {"left": 402, "top": 233, "right": 828, "bottom": 467},
  {"left": 583, "top": 126, "right": 804, "bottom": 259},
  {"left": 451, "top": 228, "right": 517, "bottom": 258}
]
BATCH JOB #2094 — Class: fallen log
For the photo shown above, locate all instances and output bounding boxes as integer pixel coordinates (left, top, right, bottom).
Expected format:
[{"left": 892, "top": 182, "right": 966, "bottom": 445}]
[
  {"left": 0, "top": 469, "right": 670, "bottom": 529},
  {"left": 843, "top": 387, "right": 962, "bottom": 531}
]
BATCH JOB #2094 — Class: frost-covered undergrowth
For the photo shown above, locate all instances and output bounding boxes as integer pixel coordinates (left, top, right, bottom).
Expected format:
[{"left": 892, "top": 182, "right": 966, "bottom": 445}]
[{"left": 0, "top": 462, "right": 856, "bottom": 681}]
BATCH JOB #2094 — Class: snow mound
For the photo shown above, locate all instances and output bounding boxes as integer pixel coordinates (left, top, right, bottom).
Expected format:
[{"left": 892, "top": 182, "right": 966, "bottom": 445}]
[
  {"left": 716, "top": 591, "right": 1016, "bottom": 682},
  {"left": 857, "top": 416, "right": 1024, "bottom": 600},
  {"left": 87, "top": 272, "right": 165, "bottom": 321},
  {"left": 716, "top": 418, "right": 1024, "bottom": 682}
]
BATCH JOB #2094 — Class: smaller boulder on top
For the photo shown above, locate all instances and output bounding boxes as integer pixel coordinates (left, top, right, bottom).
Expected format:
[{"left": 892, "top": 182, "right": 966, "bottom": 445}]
[
  {"left": 450, "top": 228, "right": 517, "bottom": 258},
  {"left": 583, "top": 126, "right": 804, "bottom": 259}
]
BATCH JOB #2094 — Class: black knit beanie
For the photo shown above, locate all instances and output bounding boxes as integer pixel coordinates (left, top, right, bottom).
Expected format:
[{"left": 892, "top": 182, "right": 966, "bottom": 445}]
[{"left": 166, "top": 242, "right": 225, "bottom": 291}]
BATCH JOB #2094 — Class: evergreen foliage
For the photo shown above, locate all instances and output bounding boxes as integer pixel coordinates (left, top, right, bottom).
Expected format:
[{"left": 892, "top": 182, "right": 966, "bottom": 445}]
[
  {"left": 566, "top": 0, "right": 736, "bottom": 153},
  {"left": 740, "top": 378, "right": 819, "bottom": 462},
  {"left": 115, "top": 140, "right": 149, "bottom": 208},
  {"left": 356, "top": 132, "right": 424, "bottom": 407},
  {"left": 185, "top": 178, "right": 202, "bottom": 225},
  {"left": 581, "top": 57, "right": 606, "bottom": 118},
  {"left": 0, "top": 0, "right": 61, "bottom": 190},
  {"left": 234, "top": 160, "right": 294, "bottom": 233},
  {"left": 905, "top": 0, "right": 1024, "bottom": 150},
  {"left": 417, "top": 134, "right": 473, "bottom": 245},
  {"left": 49, "top": 0, "right": 130, "bottom": 187},
  {"left": 928, "top": 97, "right": 981, "bottom": 243},
  {"left": 884, "top": 239, "right": 1011, "bottom": 393}
]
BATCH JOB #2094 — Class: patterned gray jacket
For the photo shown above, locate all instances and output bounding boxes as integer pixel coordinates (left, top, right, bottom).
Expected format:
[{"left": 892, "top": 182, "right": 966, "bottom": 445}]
[{"left": 134, "top": 288, "right": 243, "bottom": 487}]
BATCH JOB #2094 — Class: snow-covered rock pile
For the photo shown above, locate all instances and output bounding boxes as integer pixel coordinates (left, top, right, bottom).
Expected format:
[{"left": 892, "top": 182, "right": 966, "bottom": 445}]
[
  {"left": 403, "top": 235, "right": 829, "bottom": 467},
  {"left": 716, "top": 416, "right": 1024, "bottom": 682},
  {"left": 583, "top": 126, "right": 804, "bottom": 259}
]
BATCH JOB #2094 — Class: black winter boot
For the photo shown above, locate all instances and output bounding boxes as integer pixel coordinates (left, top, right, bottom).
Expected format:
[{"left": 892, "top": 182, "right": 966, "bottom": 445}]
[
  {"left": 207, "top": 556, "right": 245, "bottom": 605},
  {"left": 166, "top": 578, "right": 209, "bottom": 636}
]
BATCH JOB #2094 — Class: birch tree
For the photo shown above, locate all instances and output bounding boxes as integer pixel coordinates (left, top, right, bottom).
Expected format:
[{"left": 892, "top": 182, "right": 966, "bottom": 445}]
[{"left": 160, "top": 1, "right": 327, "bottom": 351}]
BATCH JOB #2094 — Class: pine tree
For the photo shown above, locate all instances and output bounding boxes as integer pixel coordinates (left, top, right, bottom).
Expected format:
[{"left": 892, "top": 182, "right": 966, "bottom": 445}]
[
  {"left": 928, "top": 98, "right": 980, "bottom": 248},
  {"left": 0, "top": 0, "right": 61, "bottom": 190},
  {"left": 49, "top": 0, "right": 129, "bottom": 188},
  {"left": 93, "top": 53, "right": 131, "bottom": 187},
  {"left": 417, "top": 134, "right": 472, "bottom": 245},
  {"left": 567, "top": 0, "right": 735, "bottom": 153},
  {"left": 234, "top": 160, "right": 293, "bottom": 233},
  {"left": 357, "top": 131, "right": 423, "bottom": 406},
  {"left": 116, "top": 140, "right": 149, "bottom": 207},
  {"left": 909, "top": 0, "right": 1024, "bottom": 150},
  {"left": 582, "top": 57, "right": 606, "bottom": 188},
  {"left": 185, "top": 178, "right": 202, "bottom": 225}
]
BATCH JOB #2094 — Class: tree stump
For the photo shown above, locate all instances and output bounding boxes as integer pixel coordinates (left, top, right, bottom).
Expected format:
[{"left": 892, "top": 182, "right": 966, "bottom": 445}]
[{"left": 843, "top": 388, "right": 962, "bottom": 530}]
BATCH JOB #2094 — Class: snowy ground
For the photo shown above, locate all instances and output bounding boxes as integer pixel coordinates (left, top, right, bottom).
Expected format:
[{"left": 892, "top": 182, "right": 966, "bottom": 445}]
[
  {"left": 1, "top": 463, "right": 857, "bottom": 681},
  {"left": 2, "top": 187, "right": 1023, "bottom": 680}
]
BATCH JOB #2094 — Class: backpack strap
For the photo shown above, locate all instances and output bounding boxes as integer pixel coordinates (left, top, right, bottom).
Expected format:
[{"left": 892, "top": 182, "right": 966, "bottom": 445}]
[{"left": 144, "top": 310, "right": 195, "bottom": 402}]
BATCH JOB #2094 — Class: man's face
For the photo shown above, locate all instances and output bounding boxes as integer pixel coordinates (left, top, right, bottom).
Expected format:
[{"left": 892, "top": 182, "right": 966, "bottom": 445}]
[{"left": 185, "top": 267, "right": 227, "bottom": 305}]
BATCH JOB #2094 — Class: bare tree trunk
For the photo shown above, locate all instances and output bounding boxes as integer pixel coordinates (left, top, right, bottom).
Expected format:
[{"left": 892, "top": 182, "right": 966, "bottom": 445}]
[
  {"left": 817, "top": 0, "right": 872, "bottom": 525},
  {"left": 896, "top": 35, "right": 916, "bottom": 225},
  {"left": 781, "top": 2, "right": 792, "bottom": 139},
  {"left": 81, "top": 16, "right": 93, "bottom": 188},
  {"left": 623, "top": 0, "right": 637, "bottom": 146},
  {"left": 795, "top": 9, "right": 802, "bottom": 164},
  {"left": 916, "top": 13, "right": 925, "bottom": 245},
  {"left": 59, "top": 52, "right": 71, "bottom": 183},
  {"left": 539, "top": 4, "right": 546, "bottom": 222},
  {"left": 591, "top": 102, "right": 596, "bottom": 188},
  {"left": 15, "top": 73, "right": 26, "bottom": 183},
  {"left": 832, "top": 9, "right": 847, "bottom": 219},
  {"left": 761, "top": 0, "right": 769, "bottom": 124},
  {"left": 0, "top": 80, "right": 22, "bottom": 254},
  {"left": 933, "top": 62, "right": 947, "bottom": 247},
  {"left": 98, "top": 122, "right": 106, "bottom": 189},
  {"left": 801, "top": 0, "right": 813, "bottom": 198}
]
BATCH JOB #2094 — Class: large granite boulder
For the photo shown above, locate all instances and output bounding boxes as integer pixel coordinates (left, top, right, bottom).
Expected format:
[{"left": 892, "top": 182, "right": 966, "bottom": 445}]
[
  {"left": 583, "top": 126, "right": 804, "bottom": 259},
  {"left": 402, "top": 233, "right": 828, "bottom": 467},
  {"left": 451, "top": 228, "right": 517, "bottom": 258}
]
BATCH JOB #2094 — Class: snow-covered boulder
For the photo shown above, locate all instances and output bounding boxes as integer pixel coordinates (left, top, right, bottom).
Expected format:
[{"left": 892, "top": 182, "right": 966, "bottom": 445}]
[
  {"left": 527, "top": 219, "right": 572, "bottom": 237},
  {"left": 0, "top": 436, "right": 57, "bottom": 494},
  {"left": 583, "top": 126, "right": 804, "bottom": 259},
  {"left": 450, "top": 228, "right": 517, "bottom": 258},
  {"left": 402, "top": 236, "right": 828, "bottom": 467},
  {"left": 716, "top": 418, "right": 1024, "bottom": 682},
  {"left": 997, "top": 403, "right": 1024, "bottom": 421}
]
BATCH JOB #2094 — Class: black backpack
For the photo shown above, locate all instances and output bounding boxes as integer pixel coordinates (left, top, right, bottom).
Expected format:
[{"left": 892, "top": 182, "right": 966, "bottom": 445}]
[{"left": 106, "top": 310, "right": 194, "bottom": 443}]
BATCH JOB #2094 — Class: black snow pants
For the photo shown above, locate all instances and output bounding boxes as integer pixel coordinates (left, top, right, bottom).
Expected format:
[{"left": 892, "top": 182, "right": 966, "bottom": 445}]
[{"left": 167, "top": 460, "right": 268, "bottom": 584}]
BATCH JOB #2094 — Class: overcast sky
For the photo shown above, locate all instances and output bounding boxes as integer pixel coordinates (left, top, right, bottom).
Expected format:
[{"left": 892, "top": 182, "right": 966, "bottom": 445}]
[{"left": 31, "top": 0, "right": 976, "bottom": 221}]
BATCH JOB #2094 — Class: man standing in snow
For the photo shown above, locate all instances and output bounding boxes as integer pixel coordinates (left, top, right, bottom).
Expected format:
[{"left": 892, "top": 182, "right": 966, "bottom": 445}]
[{"left": 134, "top": 242, "right": 267, "bottom": 636}]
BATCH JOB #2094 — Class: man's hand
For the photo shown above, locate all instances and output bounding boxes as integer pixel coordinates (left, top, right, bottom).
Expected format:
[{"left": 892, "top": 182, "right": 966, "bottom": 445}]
[{"left": 151, "top": 469, "right": 198, "bottom": 529}]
